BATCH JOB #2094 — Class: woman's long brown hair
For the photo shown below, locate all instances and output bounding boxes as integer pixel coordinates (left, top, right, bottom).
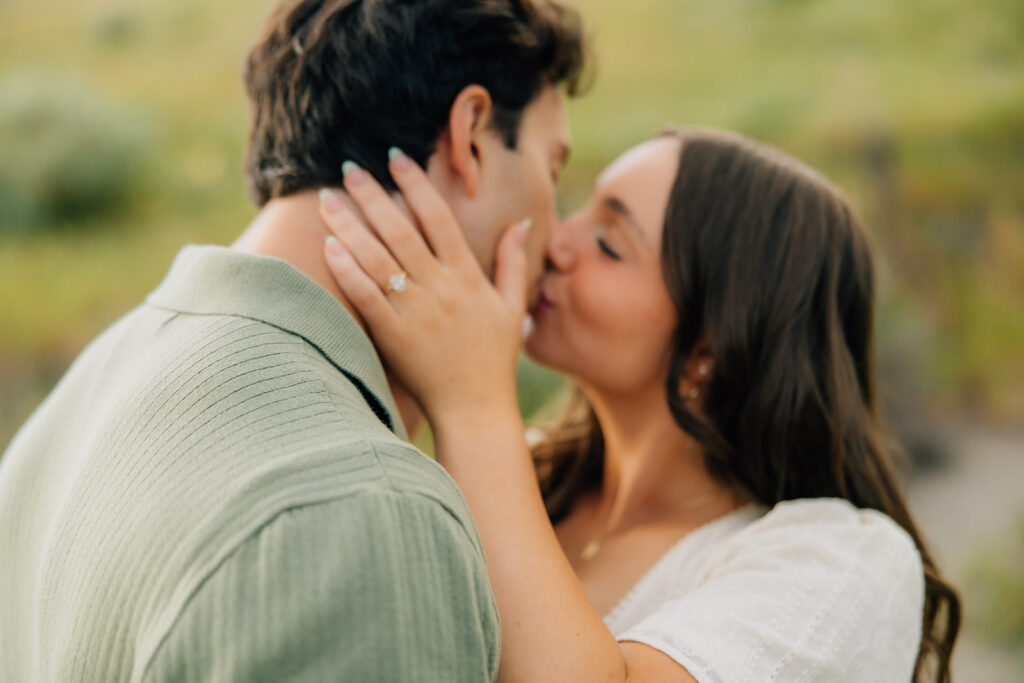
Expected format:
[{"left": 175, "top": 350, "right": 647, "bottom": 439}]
[{"left": 531, "top": 127, "right": 960, "bottom": 681}]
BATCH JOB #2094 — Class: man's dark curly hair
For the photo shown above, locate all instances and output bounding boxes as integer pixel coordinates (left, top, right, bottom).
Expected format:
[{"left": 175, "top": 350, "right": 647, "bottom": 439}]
[{"left": 243, "top": 0, "right": 590, "bottom": 205}]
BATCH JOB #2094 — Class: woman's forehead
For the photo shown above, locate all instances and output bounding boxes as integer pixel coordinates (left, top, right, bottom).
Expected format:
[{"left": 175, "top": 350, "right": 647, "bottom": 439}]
[
  {"left": 597, "top": 137, "right": 680, "bottom": 186},
  {"left": 594, "top": 137, "right": 682, "bottom": 241}
]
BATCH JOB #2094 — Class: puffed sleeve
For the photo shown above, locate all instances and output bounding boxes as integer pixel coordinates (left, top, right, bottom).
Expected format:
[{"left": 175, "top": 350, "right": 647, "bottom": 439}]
[{"left": 616, "top": 499, "right": 924, "bottom": 683}]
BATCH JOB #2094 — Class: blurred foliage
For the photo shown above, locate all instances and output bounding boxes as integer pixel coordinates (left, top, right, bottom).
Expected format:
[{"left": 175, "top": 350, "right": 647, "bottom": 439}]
[
  {"left": 0, "top": 74, "right": 151, "bottom": 233},
  {"left": 1, "top": 0, "right": 1023, "bottom": 451},
  {"left": 966, "top": 510, "right": 1024, "bottom": 662},
  {"left": 517, "top": 357, "right": 567, "bottom": 421}
]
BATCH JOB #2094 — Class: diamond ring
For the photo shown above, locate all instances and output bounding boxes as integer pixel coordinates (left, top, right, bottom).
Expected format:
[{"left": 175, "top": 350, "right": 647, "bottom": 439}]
[{"left": 386, "top": 272, "right": 408, "bottom": 294}]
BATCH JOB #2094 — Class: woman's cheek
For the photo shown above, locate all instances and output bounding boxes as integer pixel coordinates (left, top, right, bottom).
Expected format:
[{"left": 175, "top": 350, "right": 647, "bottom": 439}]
[
  {"left": 568, "top": 275, "right": 621, "bottom": 332},
  {"left": 585, "top": 274, "right": 650, "bottom": 326},
  {"left": 609, "top": 284, "right": 676, "bottom": 355}
]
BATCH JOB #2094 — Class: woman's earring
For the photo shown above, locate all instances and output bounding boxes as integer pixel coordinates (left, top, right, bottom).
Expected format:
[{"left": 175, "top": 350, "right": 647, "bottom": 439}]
[{"left": 687, "top": 386, "right": 700, "bottom": 400}]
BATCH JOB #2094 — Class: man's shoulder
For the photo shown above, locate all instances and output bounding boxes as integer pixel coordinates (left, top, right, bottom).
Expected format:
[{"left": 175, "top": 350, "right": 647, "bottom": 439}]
[
  {"left": 136, "top": 480, "right": 499, "bottom": 683},
  {"left": 364, "top": 436, "right": 481, "bottom": 540},
  {"left": 254, "top": 426, "right": 482, "bottom": 556},
  {"left": 85, "top": 301, "right": 474, "bottom": 544},
  {"left": 126, "top": 305, "right": 480, "bottom": 556}
]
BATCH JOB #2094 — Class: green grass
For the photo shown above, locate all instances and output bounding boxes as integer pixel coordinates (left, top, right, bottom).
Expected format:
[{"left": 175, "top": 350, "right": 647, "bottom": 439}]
[{"left": 2, "top": 0, "right": 1023, "bottom": 449}]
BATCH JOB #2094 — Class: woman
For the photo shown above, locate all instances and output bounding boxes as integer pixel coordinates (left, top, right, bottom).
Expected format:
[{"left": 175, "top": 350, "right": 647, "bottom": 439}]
[{"left": 319, "top": 127, "right": 960, "bottom": 681}]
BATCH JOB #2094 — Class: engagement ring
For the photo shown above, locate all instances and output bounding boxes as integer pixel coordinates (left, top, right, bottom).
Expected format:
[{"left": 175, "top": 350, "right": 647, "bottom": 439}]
[{"left": 387, "top": 272, "right": 408, "bottom": 293}]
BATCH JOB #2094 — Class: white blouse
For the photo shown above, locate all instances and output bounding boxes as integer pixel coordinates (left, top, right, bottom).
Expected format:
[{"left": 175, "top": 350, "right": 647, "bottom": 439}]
[{"left": 603, "top": 498, "right": 924, "bottom": 682}]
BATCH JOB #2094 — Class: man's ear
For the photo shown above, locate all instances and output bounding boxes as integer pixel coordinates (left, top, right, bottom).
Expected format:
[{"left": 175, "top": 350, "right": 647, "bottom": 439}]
[{"left": 439, "top": 84, "right": 494, "bottom": 199}]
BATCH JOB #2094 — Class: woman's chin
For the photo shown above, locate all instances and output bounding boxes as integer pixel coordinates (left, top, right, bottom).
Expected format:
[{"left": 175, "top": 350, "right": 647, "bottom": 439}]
[
  {"left": 522, "top": 339, "right": 548, "bottom": 366},
  {"left": 523, "top": 335, "right": 563, "bottom": 372}
]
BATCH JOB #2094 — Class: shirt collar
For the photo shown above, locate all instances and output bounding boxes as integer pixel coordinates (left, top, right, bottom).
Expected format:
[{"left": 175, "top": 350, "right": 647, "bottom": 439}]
[{"left": 145, "top": 244, "right": 405, "bottom": 439}]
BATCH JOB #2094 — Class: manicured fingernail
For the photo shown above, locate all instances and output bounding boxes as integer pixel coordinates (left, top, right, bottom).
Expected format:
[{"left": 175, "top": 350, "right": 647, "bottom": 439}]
[
  {"left": 388, "top": 146, "right": 412, "bottom": 171},
  {"left": 319, "top": 188, "right": 342, "bottom": 213},
  {"left": 341, "top": 160, "right": 367, "bottom": 184},
  {"left": 325, "top": 235, "right": 344, "bottom": 257},
  {"left": 521, "top": 314, "right": 535, "bottom": 340},
  {"left": 515, "top": 218, "right": 532, "bottom": 246}
]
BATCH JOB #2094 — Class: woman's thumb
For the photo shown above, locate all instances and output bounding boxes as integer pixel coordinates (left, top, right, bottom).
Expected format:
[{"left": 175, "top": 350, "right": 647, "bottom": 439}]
[{"left": 494, "top": 218, "right": 532, "bottom": 318}]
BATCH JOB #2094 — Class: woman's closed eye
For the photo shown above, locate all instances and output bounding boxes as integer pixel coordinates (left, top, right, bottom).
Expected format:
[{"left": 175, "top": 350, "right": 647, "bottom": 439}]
[{"left": 597, "top": 236, "right": 622, "bottom": 261}]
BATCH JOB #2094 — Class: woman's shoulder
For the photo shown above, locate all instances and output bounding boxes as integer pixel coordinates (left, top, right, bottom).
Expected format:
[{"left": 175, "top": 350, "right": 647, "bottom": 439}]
[
  {"left": 720, "top": 497, "right": 924, "bottom": 584},
  {"left": 614, "top": 498, "right": 925, "bottom": 681},
  {"left": 740, "top": 496, "right": 916, "bottom": 540}
]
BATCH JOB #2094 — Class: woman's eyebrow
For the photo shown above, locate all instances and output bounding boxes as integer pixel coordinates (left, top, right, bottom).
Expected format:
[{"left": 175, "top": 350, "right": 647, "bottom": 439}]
[{"left": 603, "top": 196, "right": 648, "bottom": 244}]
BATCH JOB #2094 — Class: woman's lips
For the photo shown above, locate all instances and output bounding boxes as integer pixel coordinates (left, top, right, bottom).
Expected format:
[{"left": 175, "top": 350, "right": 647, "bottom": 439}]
[{"left": 532, "top": 290, "right": 555, "bottom": 314}]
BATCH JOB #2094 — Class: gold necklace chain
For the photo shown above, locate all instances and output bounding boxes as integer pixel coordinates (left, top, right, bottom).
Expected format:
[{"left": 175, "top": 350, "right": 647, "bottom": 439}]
[{"left": 579, "top": 492, "right": 717, "bottom": 562}]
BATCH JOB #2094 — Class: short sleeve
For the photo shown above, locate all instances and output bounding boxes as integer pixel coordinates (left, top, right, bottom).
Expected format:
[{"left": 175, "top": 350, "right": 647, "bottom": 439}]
[
  {"left": 139, "top": 491, "right": 500, "bottom": 683},
  {"left": 617, "top": 499, "right": 924, "bottom": 683}
]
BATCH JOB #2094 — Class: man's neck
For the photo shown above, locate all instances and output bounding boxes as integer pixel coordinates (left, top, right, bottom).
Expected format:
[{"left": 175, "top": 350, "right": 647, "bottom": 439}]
[
  {"left": 233, "top": 189, "right": 358, "bottom": 320},
  {"left": 232, "top": 189, "right": 424, "bottom": 437}
]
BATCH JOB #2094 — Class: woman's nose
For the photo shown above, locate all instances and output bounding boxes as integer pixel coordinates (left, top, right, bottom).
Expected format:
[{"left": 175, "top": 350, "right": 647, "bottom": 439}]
[{"left": 545, "top": 221, "right": 577, "bottom": 272}]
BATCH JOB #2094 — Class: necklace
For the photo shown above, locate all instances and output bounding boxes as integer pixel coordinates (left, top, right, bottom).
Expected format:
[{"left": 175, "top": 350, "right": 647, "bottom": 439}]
[{"left": 579, "top": 492, "right": 717, "bottom": 561}]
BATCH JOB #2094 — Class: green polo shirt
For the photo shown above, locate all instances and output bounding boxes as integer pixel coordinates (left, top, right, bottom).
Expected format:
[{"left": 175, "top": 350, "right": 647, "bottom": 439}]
[{"left": 0, "top": 245, "right": 500, "bottom": 682}]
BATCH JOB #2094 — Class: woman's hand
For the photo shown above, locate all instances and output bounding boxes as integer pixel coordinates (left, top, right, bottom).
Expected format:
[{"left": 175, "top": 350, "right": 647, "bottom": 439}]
[{"left": 319, "top": 150, "right": 531, "bottom": 425}]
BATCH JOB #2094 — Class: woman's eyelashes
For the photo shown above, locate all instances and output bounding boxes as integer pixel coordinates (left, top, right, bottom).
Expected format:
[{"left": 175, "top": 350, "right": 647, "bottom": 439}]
[{"left": 596, "top": 236, "right": 622, "bottom": 261}]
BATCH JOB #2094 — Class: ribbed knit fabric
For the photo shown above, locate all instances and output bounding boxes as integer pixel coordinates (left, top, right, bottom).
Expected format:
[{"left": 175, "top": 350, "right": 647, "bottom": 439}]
[{"left": 0, "top": 245, "right": 500, "bottom": 682}]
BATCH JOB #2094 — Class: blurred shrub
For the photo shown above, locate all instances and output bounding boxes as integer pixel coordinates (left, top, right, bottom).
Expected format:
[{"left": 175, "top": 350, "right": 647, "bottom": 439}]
[
  {"left": 517, "top": 357, "right": 566, "bottom": 420},
  {"left": 0, "top": 74, "right": 151, "bottom": 234},
  {"left": 966, "top": 510, "right": 1024, "bottom": 662},
  {"left": 92, "top": 10, "right": 141, "bottom": 46}
]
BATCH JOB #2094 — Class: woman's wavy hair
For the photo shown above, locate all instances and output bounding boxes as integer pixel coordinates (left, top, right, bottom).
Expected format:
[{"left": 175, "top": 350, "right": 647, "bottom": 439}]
[{"left": 530, "top": 127, "right": 960, "bottom": 682}]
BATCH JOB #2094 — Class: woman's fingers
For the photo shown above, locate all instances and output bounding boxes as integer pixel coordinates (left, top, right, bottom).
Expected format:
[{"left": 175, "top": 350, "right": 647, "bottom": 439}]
[
  {"left": 386, "top": 148, "right": 477, "bottom": 271},
  {"left": 493, "top": 219, "right": 531, "bottom": 321},
  {"left": 340, "top": 160, "right": 439, "bottom": 282},
  {"left": 319, "top": 189, "right": 411, "bottom": 295},
  {"left": 323, "top": 235, "right": 401, "bottom": 334}
]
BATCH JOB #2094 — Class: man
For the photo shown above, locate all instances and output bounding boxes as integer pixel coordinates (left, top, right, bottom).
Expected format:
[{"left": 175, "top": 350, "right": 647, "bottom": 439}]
[{"left": 0, "top": 1, "right": 587, "bottom": 680}]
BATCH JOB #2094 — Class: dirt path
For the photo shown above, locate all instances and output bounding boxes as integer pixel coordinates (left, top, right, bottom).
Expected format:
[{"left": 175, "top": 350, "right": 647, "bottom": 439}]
[{"left": 907, "top": 426, "right": 1024, "bottom": 682}]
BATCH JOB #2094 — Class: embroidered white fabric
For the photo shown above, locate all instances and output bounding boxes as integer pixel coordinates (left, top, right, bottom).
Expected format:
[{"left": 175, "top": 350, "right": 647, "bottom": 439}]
[{"left": 604, "top": 498, "right": 924, "bottom": 682}]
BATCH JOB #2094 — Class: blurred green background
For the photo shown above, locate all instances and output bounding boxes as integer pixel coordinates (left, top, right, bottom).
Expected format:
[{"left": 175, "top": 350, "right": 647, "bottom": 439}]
[{"left": 1, "top": 0, "right": 1022, "bottom": 677}]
